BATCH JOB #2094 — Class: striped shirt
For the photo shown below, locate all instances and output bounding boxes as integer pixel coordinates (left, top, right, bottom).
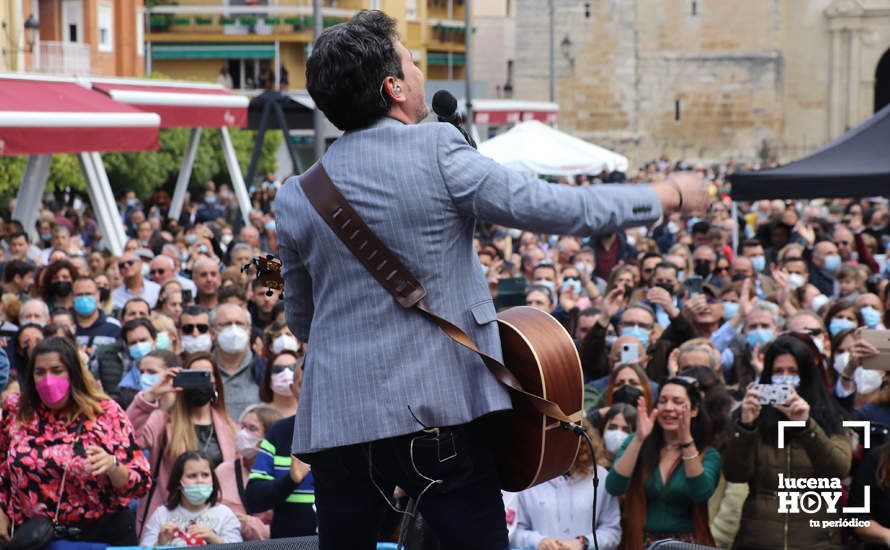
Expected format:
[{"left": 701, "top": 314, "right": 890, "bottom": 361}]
[{"left": 243, "top": 416, "right": 316, "bottom": 537}]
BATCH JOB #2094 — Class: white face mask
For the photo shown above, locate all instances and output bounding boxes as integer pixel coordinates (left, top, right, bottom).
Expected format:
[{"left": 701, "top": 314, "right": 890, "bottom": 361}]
[
  {"left": 855, "top": 367, "right": 884, "bottom": 395},
  {"left": 271, "top": 368, "right": 295, "bottom": 397},
  {"left": 788, "top": 273, "right": 805, "bottom": 290},
  {"left": 272, "top": 334, "right": 299, "bottom": 355},
  {"left": 235, "top": 428, "right": 261, "bottom": 460},
  {"left": 217, "top": 325, "right": 249, "bottom": 354},
  {"left": 833, "top": 351, "right": 850, "bottom": 374},
  {"left": 810, "top": 294, "right": 830, "bottom": 312},
  {"left": 181, "top": 333, "right": 213, "bottom": 354},
  {"left": 603, "top": 429, "right": 628, "bottom": 455},
  {"left": 812, "top": 335, "right": 826, "bottom": 355}
]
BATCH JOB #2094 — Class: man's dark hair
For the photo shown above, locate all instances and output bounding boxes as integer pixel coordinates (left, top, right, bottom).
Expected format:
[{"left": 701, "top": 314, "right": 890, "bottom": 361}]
[
  {"left": 7, "top": 221, "right": 24, "bottom": 234},
  {"left": 182, "top": 305, "right": 210, "bottom": 319},
  {"left": 122, "top": 317, "right": 158, "bottom": 343},
  {"left": 306, "top": 10, "right": 404, "bottom": 131},
  {"left": 654, "top": 261, "right": 678, "bottom": 275},
  {"left": 691, "top": 221, "right": 711, "bottom": 235},
  {"left": 742, "top": 238, "right": 762, "bottom": 249},
  {"left": 8, "top": 230, "right": 29, "bottom": 244},
  {"left": 3, "top": 260, "right": 34, "bottom": 284}
]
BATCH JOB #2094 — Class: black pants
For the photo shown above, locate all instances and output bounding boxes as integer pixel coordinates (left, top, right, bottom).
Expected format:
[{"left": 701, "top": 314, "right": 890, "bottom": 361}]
[{"left": 301, "top": 421, "right": 509, "bottom": 550}]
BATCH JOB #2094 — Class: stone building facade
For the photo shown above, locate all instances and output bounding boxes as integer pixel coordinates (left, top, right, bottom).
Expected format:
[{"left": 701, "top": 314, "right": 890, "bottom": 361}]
[{"left": 511, "top": 0, "right": 890, "bottom": 168}]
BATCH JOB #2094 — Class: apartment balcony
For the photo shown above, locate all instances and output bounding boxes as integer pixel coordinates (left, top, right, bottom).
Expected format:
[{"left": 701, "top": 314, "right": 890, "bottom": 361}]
[{"left": 33, "top": 41, "right": 91, "bottom": 75}]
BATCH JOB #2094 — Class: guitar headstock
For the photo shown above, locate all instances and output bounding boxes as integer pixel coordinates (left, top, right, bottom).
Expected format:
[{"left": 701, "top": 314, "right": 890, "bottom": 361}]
[{"left": 243, "top": 254, "right": 284, "bottom": 297}]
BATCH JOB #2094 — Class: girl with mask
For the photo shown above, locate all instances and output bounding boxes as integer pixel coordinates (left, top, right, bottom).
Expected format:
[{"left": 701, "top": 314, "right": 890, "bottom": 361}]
[
  {"left": 824, "top": 300, "right": 863, "bottom": 337},
  {"left": 0, "top": 337, "right": 151, "bottom": 545},
  {"left": 141, "top": 451, "right": 242, "bottom": 546},
  {"left": 512, "top": 420, "right": 623, "bottom": 550},
  {"left": 259, "top": 350, "right": 303, "bottom": 418},
  {"left": 38, "top": 259, "right": 76, "bottom": 310},
  {"left": 127, "top": 352, "right": 237, "bottom": 536},
  {"left": 215, "top": 405, "right": 283, "bottom": 541},
  {"left": 600, "top": 403, "right": 638, "bottom": 468},
  {"left": 723, "top": 334, "right": 851, "bottom": 550}
]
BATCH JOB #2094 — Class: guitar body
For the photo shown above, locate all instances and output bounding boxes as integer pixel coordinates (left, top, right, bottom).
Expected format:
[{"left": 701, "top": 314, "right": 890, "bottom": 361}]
[{"left": 491, "top": 306, "right": 584, "bottom": 492}]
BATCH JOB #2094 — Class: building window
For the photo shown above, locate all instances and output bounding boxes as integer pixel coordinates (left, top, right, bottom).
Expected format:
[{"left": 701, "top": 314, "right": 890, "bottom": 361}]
[
  {"left": 406, "top": 0, "right": 417, "bottom": 20},
  {"left": 98, "top": 1, "right": 113, "bottom": 52}
]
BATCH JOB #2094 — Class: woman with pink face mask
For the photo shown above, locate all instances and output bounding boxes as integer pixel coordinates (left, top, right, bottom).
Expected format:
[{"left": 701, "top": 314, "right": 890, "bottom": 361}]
[
  {"left": 0, "top": 336, "right": 150, "bottom": 545},
  {"left": 215, "top": 405, "right": 283, "bottom": 540}
]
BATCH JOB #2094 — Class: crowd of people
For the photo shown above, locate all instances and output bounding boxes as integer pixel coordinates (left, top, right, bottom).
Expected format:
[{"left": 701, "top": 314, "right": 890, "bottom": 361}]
[{"left": 0, "top": 158, "right": 888, "bottom": 549}]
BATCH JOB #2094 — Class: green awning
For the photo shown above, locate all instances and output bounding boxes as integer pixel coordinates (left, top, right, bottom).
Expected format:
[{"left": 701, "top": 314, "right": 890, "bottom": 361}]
[{"left": 151, "top": 43, "right": 275, "bottom": 60}]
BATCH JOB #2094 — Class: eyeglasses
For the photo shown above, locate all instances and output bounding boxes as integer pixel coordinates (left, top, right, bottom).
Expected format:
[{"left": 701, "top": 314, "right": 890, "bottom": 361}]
[
  {"left": 796, "top": 327, "right": 824, "bottom": 336},
  {"left": 563, "top": 276, "right": 579, "bottom": 282},
  {"left": 713, "top": 266, "right": 729, "bottom": 273},
  {"left": 181, "top": 323, "right": 210, "bottom": 334},
  {"left": 705, "top": 297, "right": 719, "bottom": 304},
  {"left": 838, "top": 240, "right": 850, "bottom": 246},
  {"left": 150, "top": 268, "right": 167, "bottom": 275},
  {"left": 118, "top": 260, "right": 136, "bottom": 270},
  {"left": 272, "top": 363, "right": 298, "bottom": 375}
]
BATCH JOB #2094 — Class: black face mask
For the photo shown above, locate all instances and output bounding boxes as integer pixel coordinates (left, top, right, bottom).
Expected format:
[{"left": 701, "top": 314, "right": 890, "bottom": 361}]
[
  {"left": 611, "top": 384, "right": 644, "bottom": 407},
  {"left": 655, "top": 282, "right": 675, "bottom": 297},
  {"left": 99, "top": 288, "right": 111, "bottom": 302},
  {"left": 184, "top": 386, "right": 215, "bottom": 408},
  {"left": 50, "top": 281, "right": 72, "bottom": 298},
  {"left": 693, "top": 259, "right": 711, "bottom": 278}
]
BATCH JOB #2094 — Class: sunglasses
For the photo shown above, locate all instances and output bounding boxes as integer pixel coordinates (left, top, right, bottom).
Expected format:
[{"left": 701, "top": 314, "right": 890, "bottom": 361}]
[
  {"left": 713, "top": 267, "right": 729, "bottom": 273},
  {"left": 272, "top": 363, "right": 298, "bottom": 375},
  {"left": 181, "top": 323, "right": 210, "bottom": 334},
  {"left": 150, "top": 268, "right": 167, "bottom": 275},
  {"left": 118, "top": 260, "right": 136, "bottom": 270}
]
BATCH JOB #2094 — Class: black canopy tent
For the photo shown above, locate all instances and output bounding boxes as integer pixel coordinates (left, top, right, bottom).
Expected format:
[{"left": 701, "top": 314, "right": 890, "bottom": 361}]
[{"left": 730, "top": 103, "right": 890, "bottom": 201}]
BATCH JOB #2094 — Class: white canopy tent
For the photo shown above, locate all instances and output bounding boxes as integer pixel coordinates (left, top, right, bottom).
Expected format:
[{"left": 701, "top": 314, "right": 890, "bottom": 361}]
[{"left": 478, "top": 120, "right": 629, "bottom": 176}]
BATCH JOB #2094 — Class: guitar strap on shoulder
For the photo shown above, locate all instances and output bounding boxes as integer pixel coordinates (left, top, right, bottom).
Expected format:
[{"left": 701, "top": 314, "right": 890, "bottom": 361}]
[{"left": 298, "top": 162, "right": 583, "bottom": 425}]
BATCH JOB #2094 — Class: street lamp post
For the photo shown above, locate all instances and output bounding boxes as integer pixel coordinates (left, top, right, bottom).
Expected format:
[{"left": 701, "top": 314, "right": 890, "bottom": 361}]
[
  {"left": 312, "top": 0, "right": 325, "bottom": 161},
  {"left": 548, "top": 0, "right": 555, "bottom": 103}
]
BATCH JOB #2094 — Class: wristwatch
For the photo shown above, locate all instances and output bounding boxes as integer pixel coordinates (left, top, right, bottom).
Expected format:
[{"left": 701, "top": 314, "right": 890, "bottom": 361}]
[
  {"left": 576, "top": 535, "right": 589, "bottom": 550},
  {"left": 112, "top": 455, "right": 120, "bottom": 468}
]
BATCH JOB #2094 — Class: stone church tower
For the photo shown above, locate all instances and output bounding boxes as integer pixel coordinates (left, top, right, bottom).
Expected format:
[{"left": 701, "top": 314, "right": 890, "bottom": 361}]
[{"left": 512, "top": 0, "right": 890, "bottom": 167}]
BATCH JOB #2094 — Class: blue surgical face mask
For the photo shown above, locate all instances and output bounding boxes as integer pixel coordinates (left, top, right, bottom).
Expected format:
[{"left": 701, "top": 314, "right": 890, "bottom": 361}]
[
  {"left": 746, "top": 328, "right": 774, "bottom": 348},
  {"left": 155, "top": 331, "right": 171, "bottom": 350},
  {"left": 140, "top": 373, "right": 159, "bottom": 392},
  {"left": 823, "top": 254, "right": 842, "bottom": 273},
  {"left": 771, "top": 374, "right": 800, "bottom": 388},
  {"left": 129, "top": 341, "right": 153, "bottom": 362},
  {"left": 181, "top": 482, "right": 213, "bottom": 505},
  {"left": 561, "top": 279, "right": 582, "bottom": 296},
  {"left": 73, "top": 295, "right": 97, "bottom": 317},
  {"left": 264, "top": 220, "right": 276, "bottom": 231},
  {"left": 677, "top": 270, "right": 686, "bottom": 283},
  {"left": 722, "top": 301, "right": 739, "bottom": 321},
  {"left": 185, "top": 234, "right": 198, "bottom": 245},
  {"left": 861, "top": 306, "right": 881, "bottom": 329},
  {"left": 829, "top": 317, "right": 858, "bottom": 336},
  {"left": 620, "top": 326, "right": 650, "bottom": 349},
  {"left": 751, "top": 255, "right": 766, "bottom": 273}
]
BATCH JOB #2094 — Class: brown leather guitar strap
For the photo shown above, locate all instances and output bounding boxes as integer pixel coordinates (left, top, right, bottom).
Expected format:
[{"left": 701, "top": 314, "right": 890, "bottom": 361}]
[{"left": 299, "top": 161, "right": 583, "bottom": 425}]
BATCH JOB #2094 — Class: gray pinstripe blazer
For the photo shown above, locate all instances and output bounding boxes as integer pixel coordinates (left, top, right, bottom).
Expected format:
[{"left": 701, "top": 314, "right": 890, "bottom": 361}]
[{"left": 277, "top": 117, "right": 661, "bottom": 454}]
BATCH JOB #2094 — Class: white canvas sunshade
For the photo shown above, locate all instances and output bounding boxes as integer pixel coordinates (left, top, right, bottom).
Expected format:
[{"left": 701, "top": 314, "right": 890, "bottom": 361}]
[{"left": 478, "top": 120, "right": 629, "bottom": 176}]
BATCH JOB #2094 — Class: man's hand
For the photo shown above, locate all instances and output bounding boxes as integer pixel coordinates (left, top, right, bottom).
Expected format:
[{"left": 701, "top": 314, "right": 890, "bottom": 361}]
[{"left": 652, "top": 172, "right": 709, "bottom": 214}]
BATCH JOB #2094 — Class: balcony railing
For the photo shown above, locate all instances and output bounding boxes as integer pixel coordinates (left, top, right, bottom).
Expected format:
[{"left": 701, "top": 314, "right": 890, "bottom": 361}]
[{"left": 34, "top": 41, "right": 91, "bottom": 75}]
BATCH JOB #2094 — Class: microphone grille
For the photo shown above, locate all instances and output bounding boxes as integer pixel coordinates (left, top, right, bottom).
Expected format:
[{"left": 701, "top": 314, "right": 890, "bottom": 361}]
[{"left": 432, "top": 90, "right": 458, "bottom": 118}]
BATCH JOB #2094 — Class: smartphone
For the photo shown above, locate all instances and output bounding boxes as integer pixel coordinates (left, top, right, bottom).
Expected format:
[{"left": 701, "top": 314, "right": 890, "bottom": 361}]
[
  {"left": 620, "top": 343, "right": 640, "bottom": 365},
  {"left": 181, "top": 289, "right": 193, "bottom": 304},
  {"left": 173, "top": 370, "right": 212, "bottom": 390},
  {"left": 861, "top": 329, "right": 890, "bottom": 370},
  {"left": 686, "top": 276, "right": 703, "bottom": 297},
  {"left": 752, "top": 383, "right": 793, "bottom": 405},
  {"left": 495, "top": 277, "right": 528, "bottom": 309}
]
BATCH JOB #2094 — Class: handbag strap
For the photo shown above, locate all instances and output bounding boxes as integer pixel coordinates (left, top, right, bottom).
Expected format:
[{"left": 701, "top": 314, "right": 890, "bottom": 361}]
[
  {"left": 234, "top": 458, "right": 246, "bottom": 502},
  {"left": 52, "top": 419, "right": 85, "bottom": 524},
  {"left": 298, "top": 162, "right": 582, "bottom": 425},
  {"left": 139, "top": 432, "right": 167, "bottom": 536}
]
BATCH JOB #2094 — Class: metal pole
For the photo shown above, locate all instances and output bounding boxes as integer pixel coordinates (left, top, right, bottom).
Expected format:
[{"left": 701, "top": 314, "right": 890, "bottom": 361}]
[
  {"left": 312, "top": 0, "right": 325, "bottom": 162},
  {"left": 464, "top": 0, "right": 474, "bottom": 134},
  {"left": 548, "top": 0, "right": 555, "bottom": 103},
  {"left": 731, "top": 201, "right": 740, "bottom": 254},
  {"left": 168, "top": 127, "right": 202, "bottom": 222},
  {"left": 219, "top": 127, "right": 252, "bottom": 226},
  {"left": 14, "top": 155, "right": 51, "bottom": 243}
]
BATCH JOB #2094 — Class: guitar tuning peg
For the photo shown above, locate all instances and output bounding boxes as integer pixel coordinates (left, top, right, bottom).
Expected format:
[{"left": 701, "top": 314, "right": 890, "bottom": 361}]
[{"left": 266, "top": 288, "right": 274, "bottom": 297}]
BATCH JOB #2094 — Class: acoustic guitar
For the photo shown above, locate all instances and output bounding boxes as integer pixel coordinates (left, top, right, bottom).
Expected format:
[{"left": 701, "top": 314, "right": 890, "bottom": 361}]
[{"left": 245, "top": 254, "right": 584, "bottom": 491}]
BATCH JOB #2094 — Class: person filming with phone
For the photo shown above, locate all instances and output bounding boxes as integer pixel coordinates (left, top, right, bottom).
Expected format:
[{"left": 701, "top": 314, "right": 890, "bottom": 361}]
[
  {"left": 722, "top": 333, "right": 851, "bottom": 550},
  {"left": 127, "top": 351, "right": 237, "bottom": 536}
]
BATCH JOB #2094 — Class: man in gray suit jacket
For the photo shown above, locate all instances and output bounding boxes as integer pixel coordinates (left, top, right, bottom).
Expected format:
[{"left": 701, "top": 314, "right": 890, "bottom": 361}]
[{"left": 275, "top": 10, "right": 707, "bottom": 549}]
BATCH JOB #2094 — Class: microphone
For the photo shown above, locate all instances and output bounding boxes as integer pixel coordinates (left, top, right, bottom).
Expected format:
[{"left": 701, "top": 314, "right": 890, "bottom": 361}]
[{"left": 432, "top": 90, "right": 477, "bottom": 149}]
